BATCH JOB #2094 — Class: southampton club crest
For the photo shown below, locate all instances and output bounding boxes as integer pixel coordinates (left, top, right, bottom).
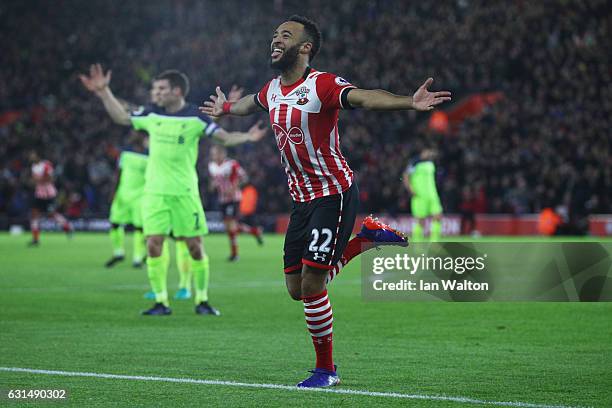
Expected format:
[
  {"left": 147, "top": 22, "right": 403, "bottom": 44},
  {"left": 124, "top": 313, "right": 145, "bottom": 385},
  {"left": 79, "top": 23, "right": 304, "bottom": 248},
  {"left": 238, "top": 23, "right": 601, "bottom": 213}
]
[{"left": 294, "top": 86, "right": 310, "bottom": 105}]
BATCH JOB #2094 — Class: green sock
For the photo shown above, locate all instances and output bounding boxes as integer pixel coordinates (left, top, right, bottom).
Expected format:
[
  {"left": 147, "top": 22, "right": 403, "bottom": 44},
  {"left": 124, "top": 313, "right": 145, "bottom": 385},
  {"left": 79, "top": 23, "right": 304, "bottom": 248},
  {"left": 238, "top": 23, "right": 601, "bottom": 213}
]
[
  {"left": 412, "top": 222, "right": 424, "bottom": 242},
  {"left": 175, "top": 240, "right": 192, "bottom": 291},
  {"left": 146, "top": 255, "right": 169, "bottom": 306},
  {"left": 430, "top": 220, "right": 442, "bottom": 241},
  {"left": 193, "top": 254, "right": 209, "bottom": 304},
  {"left": 161, "top": 240, "right": 170, "bottom": 270},
  {"left": 133, "top": 230, "right": 145, "bottom": 263},
  {"left": 110, "top": 227, "right": 125, "bottom": 257}
]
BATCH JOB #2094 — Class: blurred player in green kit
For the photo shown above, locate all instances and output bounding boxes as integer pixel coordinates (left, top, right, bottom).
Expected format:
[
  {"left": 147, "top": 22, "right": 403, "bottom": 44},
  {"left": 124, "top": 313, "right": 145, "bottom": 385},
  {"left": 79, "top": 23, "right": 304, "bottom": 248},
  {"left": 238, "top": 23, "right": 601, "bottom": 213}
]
[
  {"left": 80, "top": 64, "right": 266, "bottom": 315},
  {"left": 105, "top": 132, "right": 149, "bottom": 269},
  {"left": 107, "top": 131, "right": 196, "bottom": 301},
  {"left": 403, "top": 148, "right": 443, "bottom": 241}
]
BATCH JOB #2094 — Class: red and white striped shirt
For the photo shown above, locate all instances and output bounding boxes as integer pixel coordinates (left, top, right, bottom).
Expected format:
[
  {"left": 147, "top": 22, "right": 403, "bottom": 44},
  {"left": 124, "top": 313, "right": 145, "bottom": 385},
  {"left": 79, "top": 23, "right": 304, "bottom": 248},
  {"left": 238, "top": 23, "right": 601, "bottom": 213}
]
[
  {"left": 208, "top": 158, "right": 246, "bottom": 204},
  {"left": 31, "top": 160, "right": 57, "bottom": 199},
  {"left": 256, "top": 69, "right": 355, "bottom": 202}
]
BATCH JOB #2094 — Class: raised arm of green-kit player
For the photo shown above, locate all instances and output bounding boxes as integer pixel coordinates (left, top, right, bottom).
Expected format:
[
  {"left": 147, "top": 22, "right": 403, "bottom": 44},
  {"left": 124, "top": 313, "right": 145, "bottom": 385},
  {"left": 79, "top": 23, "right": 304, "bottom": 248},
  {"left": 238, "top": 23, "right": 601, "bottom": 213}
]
[{"left": 79, "top": 63, "right": 131, "bottom": 126}]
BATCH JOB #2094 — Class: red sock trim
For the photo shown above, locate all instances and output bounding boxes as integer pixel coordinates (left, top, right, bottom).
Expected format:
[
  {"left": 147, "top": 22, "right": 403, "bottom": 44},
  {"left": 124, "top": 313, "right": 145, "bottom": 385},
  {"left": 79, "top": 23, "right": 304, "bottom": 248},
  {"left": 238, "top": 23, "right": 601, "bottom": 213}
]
[{"left": 302, "top": 289, "right": 327, "bottom": 302}]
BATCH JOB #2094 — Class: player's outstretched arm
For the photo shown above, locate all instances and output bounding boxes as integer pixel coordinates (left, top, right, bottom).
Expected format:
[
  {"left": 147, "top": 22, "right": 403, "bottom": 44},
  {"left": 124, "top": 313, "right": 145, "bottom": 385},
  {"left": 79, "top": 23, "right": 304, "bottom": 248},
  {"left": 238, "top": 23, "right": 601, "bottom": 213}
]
[
  {"left": 213, "top": 121, "right": 267, "bottom": 146},
  {"left": 348, "top": 78, "right": 451, "bottom": 111},
  {"left": 79, "top": 63, "right": 131, "bottom": 126},
  {"left": 199, "top": 86, "right": 260, "bottom": 118}
]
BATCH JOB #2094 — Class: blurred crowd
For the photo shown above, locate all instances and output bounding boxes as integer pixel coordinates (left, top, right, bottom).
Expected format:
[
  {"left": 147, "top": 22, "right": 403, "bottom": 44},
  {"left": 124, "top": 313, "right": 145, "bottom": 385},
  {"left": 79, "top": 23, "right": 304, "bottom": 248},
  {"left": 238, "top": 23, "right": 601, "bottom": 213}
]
[{"left": 1, "top": 0, "right": 610, "bottom": 223}]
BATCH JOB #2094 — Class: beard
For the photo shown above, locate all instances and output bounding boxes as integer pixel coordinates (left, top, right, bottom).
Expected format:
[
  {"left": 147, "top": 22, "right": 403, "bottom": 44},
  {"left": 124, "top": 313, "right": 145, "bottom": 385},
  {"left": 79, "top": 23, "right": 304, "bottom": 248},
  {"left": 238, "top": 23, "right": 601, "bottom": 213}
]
[{"left": 270, "top": 43, "right": 301, "bottom": 71}]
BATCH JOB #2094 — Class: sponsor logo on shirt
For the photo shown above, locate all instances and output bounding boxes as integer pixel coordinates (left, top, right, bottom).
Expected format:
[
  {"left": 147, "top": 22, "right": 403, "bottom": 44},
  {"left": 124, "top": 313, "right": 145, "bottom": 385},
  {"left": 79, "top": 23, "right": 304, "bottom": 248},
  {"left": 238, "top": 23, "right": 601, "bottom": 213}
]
[{"left": 272, "top": 124, "right": 304, "bottom": 150}]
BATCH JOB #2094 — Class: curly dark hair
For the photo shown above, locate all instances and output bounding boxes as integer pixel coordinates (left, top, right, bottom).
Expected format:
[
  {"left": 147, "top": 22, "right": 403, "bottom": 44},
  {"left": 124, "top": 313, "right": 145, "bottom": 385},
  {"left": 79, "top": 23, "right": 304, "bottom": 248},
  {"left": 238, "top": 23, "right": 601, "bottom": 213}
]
[{"left": 288, "top": 15, "right": 322, "bottom": 62}]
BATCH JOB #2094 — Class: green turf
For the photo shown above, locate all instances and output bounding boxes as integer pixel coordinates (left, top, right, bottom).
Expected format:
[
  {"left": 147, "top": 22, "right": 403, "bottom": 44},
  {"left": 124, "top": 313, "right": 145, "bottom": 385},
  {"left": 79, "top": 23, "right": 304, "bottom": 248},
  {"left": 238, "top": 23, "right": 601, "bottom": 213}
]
[{"left": 0, "top": 233, "right": 611, "bottom": 407}]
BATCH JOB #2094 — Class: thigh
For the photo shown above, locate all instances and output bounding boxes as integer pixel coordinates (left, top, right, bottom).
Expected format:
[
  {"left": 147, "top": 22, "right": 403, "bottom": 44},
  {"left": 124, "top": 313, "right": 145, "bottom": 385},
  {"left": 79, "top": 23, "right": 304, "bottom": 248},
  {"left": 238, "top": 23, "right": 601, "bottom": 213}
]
[
  {"left": 131, "top": 195, "right": 144, "bottom": 228},
  {"left": 283, "top": 203, "right": 309, "bottom": 274},
  {"left": 142, "top": 193, "right": 171, "bottom": 237},
  {"left": 430, "top": 195, "right": 443, "bottom": 216},
  {"left": 303, "top": 184, "right": 360, "bottom": 270},
  {"left": 170, "top": 194, "right": 208, "bottom": 238},
  {"left": 411, "top": 196, "right": 428, "bottom": 218},
  {"left": 110, "top": 195, "right": 129, "bottom": 225}
]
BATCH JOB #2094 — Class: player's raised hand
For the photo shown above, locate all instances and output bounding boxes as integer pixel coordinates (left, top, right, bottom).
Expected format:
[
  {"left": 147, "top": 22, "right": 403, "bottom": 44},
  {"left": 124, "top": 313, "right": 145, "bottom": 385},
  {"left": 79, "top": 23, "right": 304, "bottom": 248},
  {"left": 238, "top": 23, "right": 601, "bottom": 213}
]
[
  {"left": 247, "top": 120, "right": 267, "bottom": 142},
  {"left": 199, "top": 86, "right": 227, "bottom": 118},
  {"left": 79, "top": 63, "right": 112, "bottom": 95},
  {"left": 412, "top": 78, "right": 451, "bottom": 111},
  {"left": 227, "top": 85, "right": 244, "bottom": 103}
]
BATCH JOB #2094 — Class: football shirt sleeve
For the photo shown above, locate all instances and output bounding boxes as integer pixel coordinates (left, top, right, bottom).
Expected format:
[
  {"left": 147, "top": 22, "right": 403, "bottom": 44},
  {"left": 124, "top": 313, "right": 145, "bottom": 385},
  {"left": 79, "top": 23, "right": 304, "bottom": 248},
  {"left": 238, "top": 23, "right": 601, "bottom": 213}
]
[
  {"left": 406, "top": 162, "right": 416, "bottom": 175},
  {"left": 130, "top": 105, "right": 155, "bottom": 131},
  {"left": 254, "top": 80, "right": 272, "bottom": 111},
  {"left": 118, "top": 152, "right": 125, "bottom": 169},
  {"left": 196, "top": 111, "right": 221, "bottom": 138},
  {"left": 316, "top": 73, "right": 357, "bottom": 110}
]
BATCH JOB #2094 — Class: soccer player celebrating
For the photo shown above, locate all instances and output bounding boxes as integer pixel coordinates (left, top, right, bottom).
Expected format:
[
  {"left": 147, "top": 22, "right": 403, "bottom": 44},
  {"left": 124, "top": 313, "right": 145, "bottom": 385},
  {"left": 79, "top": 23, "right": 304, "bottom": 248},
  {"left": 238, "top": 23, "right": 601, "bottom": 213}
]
[
  {"left": 105, "top": 133, "right": 148, "bottom": 268},
  {"left": 80, "top": 64, "right": 266, "bottom": 316},
  {"left": 200, "top": 15, "right": 451, "bottom": 387},
  {"left": 28, "top": 151, "right": 73, "bottom": 246},
  {"left": 208, "top": 144, "right": 263, "bottom": 261},
  {"left": 403, "top": 148, "right": 443, "bottom": 241}
]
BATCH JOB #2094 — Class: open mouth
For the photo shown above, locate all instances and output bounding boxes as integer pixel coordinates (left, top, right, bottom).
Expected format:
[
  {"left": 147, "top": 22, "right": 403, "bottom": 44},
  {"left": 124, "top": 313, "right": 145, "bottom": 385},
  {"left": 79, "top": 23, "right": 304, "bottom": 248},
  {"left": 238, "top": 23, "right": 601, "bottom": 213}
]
[{"left": 271, "top": 48, "right": 283, "bottom": 59}]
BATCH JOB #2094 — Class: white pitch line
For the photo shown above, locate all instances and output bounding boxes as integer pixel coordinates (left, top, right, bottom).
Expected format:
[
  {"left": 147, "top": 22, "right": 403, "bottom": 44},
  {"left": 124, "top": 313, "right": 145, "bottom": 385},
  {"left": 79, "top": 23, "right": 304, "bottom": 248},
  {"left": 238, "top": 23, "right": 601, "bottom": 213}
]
[{"left": 0, "top": 367, "right": 584, "bottom": 408}]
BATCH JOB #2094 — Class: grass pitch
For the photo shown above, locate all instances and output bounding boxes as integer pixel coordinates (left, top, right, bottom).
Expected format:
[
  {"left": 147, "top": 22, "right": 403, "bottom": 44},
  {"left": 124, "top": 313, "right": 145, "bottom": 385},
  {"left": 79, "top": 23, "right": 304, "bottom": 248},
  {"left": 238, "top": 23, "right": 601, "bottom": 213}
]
[{"left": 0, "top": 233, "right": 611, "bottom": 407}]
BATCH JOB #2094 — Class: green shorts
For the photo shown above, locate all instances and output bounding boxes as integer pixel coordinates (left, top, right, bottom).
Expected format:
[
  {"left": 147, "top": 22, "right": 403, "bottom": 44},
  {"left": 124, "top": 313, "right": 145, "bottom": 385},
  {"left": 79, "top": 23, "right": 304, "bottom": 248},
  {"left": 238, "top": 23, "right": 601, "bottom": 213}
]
[
  {"left": 411, "top": 195, "right": 443, "bottom": 219},
  {"left": 109, "top": 193, "right": 143, "bottom": 227},
  {"left": 142, "top": 193, "right": 208, "bottom": 238}
]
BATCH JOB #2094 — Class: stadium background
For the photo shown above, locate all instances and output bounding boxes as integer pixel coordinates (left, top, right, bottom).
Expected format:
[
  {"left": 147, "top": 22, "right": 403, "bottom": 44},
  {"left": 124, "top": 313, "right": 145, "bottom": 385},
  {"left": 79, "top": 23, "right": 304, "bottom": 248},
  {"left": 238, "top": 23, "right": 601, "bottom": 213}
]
[
  {"left": 1, "top": 2, "right": 611, "bottom": 407},
  {"left": 1, "top": 0, "right": 610, "bottom": 235}
]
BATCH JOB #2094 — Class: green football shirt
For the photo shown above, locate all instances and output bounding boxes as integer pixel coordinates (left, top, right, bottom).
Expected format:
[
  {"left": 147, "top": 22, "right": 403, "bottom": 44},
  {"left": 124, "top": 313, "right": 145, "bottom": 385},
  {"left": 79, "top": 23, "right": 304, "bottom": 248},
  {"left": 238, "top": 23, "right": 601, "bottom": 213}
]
[
  {"left": 407, "top": 160, "right": 439, "bottom": 197},
  {"left": 130, "top": 104, "right": 219, "bottom": 195},
  {"left": 115, "top": 151, "right": 147, "bottom": 199}
]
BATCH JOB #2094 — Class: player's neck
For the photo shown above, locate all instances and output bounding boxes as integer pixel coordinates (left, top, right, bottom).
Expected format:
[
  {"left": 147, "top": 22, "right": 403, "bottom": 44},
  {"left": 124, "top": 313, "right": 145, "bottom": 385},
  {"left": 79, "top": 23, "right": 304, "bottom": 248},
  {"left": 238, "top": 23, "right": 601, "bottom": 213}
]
[
  {"left": 280, "top": 62, "right": 310, "bottom": 86},
  {"left": 165, "top": 99, "right": 185, "bottom": 114}
]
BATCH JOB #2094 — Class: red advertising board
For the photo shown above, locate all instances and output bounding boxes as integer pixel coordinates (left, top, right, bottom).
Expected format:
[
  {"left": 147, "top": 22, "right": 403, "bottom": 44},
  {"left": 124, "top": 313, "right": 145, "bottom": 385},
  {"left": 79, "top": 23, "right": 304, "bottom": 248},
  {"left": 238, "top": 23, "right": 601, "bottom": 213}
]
[{"left": 275, "top": 214, "right": 612, "bottom": 236}]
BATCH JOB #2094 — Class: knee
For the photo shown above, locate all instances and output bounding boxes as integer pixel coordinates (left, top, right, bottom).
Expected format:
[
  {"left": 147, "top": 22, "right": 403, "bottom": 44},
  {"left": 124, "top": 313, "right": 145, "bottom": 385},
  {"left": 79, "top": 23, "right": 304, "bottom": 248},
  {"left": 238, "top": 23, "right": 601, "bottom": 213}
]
[
  {"left": 287, "top": 286, "right": 302, "bottom": 301},
  {"left": 285, "top": 272, "right": 303, "bottom": 301},
  {"left": 146, "top": 236, "right": 163, "bottom": 257},
  {"left": 186, "top": 238, "right": 203, "bottom": 260},
  {"left": 301, "top": 266, "right": 328, "bottom": 297}
]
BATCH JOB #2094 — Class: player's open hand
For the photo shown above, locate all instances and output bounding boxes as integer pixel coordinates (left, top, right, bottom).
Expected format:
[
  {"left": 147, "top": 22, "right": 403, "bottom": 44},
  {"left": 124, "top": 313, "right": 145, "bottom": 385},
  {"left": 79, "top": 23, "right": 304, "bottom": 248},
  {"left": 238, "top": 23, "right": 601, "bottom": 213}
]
[
  {"left": 79, "top": 63, "right": 111, "bottom": 95},
  {"left": 199, "top": 86, "right": 227, "bottom": 118},
  {"left": 412, "top": 78, "right": 451, "bottom": 111},
  {"left": 247, "top": 120, "right": 267, "bottom": 142}
]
